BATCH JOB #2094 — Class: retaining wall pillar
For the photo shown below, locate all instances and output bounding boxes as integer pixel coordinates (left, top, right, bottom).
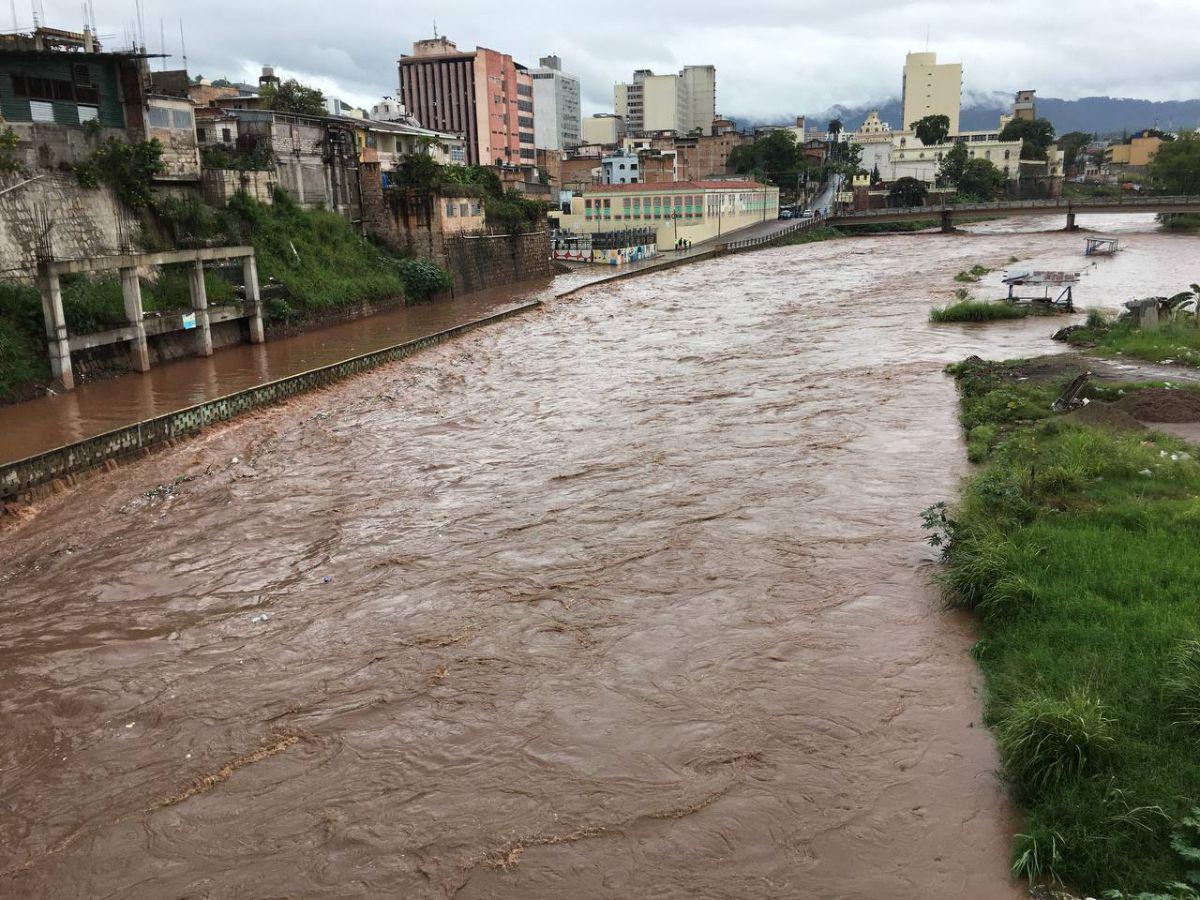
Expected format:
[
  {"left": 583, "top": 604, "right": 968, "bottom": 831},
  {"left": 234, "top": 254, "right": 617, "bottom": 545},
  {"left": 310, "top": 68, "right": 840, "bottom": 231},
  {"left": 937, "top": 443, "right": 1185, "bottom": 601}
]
[
  {"left": 119, "top": 266, "right": 150, "bottom": 372},
  {"left": 188, "top": 260, "right": 213, "bottom": 356},
  {"left": 243, "top": 255, "right": 264, "bottom": 344},
  {"left": 940, "top": 210, "right": 954, "bottom": 233},
  {"left": 1066, "top": 211, "right": 1077, "bottom": 231},
  {"left": 36, "top": 268, "right": 73, "bottom": 390}
]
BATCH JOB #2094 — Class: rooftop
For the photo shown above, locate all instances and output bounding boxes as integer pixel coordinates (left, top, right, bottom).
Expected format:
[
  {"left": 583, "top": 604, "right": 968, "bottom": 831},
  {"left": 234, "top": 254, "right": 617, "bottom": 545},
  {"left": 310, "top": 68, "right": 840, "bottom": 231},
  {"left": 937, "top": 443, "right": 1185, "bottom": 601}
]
[{"left": 584, "top": 179, "right": 768, "bottom": 193}]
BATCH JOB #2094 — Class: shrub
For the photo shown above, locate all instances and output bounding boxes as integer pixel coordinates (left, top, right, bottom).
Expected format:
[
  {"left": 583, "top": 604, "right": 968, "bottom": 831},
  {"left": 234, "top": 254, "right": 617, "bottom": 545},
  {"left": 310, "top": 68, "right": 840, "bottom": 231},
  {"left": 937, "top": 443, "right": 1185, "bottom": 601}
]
[
  {"left": 397, "top": 258, "right": 452, "bottom": 301},
  {"left": 997, "top": 691, "right": 1114, "bottom": 794},
  {"left": 74, "top": 137, "right": 165, "bottom": 210}
]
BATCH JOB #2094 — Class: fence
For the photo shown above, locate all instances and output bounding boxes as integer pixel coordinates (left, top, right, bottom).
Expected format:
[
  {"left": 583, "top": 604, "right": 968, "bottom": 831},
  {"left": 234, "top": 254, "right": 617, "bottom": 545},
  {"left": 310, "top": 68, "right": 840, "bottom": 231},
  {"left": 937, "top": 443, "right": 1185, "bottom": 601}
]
[
  {"left": 720, "top": 216, "right": 822, "bottom": 252},
  {"left": 0, "top": 301, "right": 540, "bottom": 500}
]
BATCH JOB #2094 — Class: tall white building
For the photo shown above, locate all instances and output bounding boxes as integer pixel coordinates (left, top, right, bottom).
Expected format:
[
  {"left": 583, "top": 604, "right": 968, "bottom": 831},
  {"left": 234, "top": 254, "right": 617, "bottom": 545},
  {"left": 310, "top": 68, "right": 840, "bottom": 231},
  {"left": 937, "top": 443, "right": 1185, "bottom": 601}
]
[
  {"left": 901, "top": 51, "right": 962, "bottom": 136},
  {"left": 614, "top": 64, "right": 717, "bottom": 136},
  {"left": 531, "top": 55, "right": 582, "bottom": 150}
]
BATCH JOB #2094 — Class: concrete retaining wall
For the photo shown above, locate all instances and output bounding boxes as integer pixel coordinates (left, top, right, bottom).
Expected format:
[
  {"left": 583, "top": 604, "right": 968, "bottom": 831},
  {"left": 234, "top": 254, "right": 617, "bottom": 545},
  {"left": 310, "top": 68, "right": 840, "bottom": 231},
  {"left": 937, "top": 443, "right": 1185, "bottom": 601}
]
[{"left": 0, "top": 300, "right": 539, "bottom": 500}]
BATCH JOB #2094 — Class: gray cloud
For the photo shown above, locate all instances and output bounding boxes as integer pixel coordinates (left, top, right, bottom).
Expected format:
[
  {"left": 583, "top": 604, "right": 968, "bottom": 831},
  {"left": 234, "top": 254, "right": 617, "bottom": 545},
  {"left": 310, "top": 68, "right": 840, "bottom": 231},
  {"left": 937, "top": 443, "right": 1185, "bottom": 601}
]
[{"left": 33, "top": 0, "right": 1200, "bottom": 120}]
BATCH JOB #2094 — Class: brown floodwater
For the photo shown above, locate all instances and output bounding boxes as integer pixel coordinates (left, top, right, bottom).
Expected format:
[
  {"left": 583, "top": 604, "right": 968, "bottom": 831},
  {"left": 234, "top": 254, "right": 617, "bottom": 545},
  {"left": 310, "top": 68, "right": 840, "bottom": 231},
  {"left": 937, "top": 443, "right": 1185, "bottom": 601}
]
[{"left": 1, "top": 215, "right": 1195, "bottom": 898}]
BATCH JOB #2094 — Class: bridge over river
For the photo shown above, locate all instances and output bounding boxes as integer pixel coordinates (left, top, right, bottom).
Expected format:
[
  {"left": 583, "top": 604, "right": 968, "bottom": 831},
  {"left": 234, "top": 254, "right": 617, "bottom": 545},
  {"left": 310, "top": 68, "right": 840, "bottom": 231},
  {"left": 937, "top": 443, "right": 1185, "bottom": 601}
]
[{"left": 829, "top": 194, "right": 1200, "bottom": 231}]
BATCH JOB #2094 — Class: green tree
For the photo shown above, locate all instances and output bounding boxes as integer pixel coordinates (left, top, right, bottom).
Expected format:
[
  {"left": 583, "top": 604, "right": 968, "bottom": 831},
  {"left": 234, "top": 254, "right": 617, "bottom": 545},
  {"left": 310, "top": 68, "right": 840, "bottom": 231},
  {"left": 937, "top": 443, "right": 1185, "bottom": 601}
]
[
  {"left": 827, "top": 118, "right": 843, "bottom": 140},
  {"left": 74, "top": 138, "right": 165, "bottom": 210},
  {"left": 1057, "top": 131, "right": 1091, "bottom": 173},
  {"left": 261, "top": 79, "right": 327, "bottom": 117},
  {"left": 912, "top": 114, "right": 951, "bottom": 147},
  {"left": 729, "top": 130, "right": 808, "bottom": 188},
  {"left": 890, "top": 176, "right": 928, "bottom": 207},
  {"left": 1148, "top": 131, "right": 1200, "bottom": 194},
  {"left": 957, "top": 158, "right": 1007, "bottom": 200},
  {"left": 939, "top": 141, "right": 969, "bottom": 186},
  {"left": 999, "top": 117, "right": 1056, "bottom": 160}
]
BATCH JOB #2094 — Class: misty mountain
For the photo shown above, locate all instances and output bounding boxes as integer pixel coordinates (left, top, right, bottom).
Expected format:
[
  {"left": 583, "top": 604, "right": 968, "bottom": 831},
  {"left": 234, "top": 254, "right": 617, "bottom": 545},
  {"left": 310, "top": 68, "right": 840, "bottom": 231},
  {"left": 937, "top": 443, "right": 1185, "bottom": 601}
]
[{"left": 734, "top": 95, "right": 1200, "bottom": 137}]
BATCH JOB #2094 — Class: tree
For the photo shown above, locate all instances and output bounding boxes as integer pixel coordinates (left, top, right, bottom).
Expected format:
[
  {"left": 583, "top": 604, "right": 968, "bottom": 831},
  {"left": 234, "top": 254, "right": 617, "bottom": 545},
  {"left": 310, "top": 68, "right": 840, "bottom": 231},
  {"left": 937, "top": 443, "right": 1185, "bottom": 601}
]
[
  {"left": 939, "top": 141, "right": 969, "bottom": 187},
  {"left": 261, "top": 78, "right": 327, "bottom": 117},
  {"left": 1057, "top": 131, "right": 1091, "bottom": 174},
  {"left": 912, "top": 114, "right": 950, "bottom": 147},
  {"left": 999, "top": 117, "right": 1056, "bottom": 160},
  {"left": 890, "top": 176, "right": 928, "bottom": 207},
  {"left": 827, "top": 119, "right": 843, "bottom": 140},
  {"left": 870, "top": 164, "right": 882, "bottom": 185},
  {"left": 1148, "top": 132, "right": 1200, "bottom": 194},
  {"left": 728, "top": 130, "right": 808, "bottom": 189},
  {"left": 957, "top": 158, "right": 1007, "bottom": 201}
]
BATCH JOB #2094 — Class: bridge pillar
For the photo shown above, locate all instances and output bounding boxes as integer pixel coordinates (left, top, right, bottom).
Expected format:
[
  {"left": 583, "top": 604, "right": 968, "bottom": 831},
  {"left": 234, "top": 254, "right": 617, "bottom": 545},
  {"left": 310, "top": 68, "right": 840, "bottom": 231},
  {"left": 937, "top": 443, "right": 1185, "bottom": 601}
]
[
  {"left": 188, "top": 260, "right": 213, "bottom": 357},
  {"left": 119, "top": 266, "right": 150, "bottom": 373},
  {"left": 242, "top": 254, "right": 265, "bottom": 344},
  {"left": 36, "top": 267, "right": 73, "bottom": 390},
  {"left": 1066, "top": 211, "right": 1078, "bottom": 231},
  {"left": 940, "top": 210, "right": 954, "bottom": 233}
]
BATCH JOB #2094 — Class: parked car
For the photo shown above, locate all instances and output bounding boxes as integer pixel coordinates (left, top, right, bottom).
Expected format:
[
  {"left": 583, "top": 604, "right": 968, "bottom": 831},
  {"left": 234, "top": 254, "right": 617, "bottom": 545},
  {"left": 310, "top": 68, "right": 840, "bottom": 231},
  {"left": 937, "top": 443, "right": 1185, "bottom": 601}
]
[{"left": 779, "top": 209, "right": 794, "bottom": 220}]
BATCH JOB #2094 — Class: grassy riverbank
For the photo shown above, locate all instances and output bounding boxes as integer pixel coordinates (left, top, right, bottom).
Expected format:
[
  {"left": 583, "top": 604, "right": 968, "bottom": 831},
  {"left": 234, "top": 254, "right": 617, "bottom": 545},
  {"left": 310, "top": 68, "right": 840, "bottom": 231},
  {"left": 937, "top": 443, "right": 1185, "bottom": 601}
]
[
  {"left": 1066, "top": 318, "right": 1200, "bottom": 368},
  {"left": 938, "top": 357, "right": 1200, "bottom": 894},
  {"left": 930, "top": 300, "right": 1029, "bottom": 323}
]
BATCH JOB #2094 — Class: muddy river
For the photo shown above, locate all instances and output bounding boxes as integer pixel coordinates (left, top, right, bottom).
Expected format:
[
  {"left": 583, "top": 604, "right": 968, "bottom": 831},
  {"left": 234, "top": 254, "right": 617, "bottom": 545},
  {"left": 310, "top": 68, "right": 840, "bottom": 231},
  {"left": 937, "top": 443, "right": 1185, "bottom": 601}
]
[{"left": 1, "top": 214, "right": 1195, "bottom": 898}]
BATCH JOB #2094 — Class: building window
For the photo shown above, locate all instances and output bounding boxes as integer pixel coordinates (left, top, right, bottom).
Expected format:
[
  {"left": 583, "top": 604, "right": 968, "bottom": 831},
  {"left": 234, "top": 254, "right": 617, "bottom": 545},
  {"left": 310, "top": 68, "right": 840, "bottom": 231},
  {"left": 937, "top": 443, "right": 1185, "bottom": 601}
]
[
  {"left": 148, "top": 106, "right": 172, "bottom": 128},
  {"left": 172, "top": 108, "right": 193, "bottom": 130},
  {"left": 196, "top": 127, "right": 207, "bottom": 142},
  {"left": 222, "top": 127, "right": 232, "bottom": 143}
]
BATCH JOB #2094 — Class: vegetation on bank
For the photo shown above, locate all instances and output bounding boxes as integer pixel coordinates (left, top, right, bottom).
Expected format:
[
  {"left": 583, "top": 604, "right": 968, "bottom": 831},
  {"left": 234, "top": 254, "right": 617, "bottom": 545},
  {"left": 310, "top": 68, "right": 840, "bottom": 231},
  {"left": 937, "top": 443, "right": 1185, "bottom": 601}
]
[
  {"left": 955, "top": 264, "right": 993, "bottom": 283},
  {"left": 934, "top": 357, "right": 1200, "bottom": 894},
  {"left": 1064, "top": 291, "right": 1200, "bottom": 365},
  {"left": 768, "top": 225, "right": 842, "bottom": 247},
  {"left": 929, "top": 300, "right": 1028, "bottom": 323}
]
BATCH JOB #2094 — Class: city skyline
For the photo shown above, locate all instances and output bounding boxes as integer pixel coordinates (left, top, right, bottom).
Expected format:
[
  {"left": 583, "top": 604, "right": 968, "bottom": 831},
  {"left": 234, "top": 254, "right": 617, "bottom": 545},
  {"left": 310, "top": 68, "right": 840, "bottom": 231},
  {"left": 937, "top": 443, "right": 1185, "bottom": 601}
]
[{"left": 24, "top": 0, "right": 1200, "bottom": 120}]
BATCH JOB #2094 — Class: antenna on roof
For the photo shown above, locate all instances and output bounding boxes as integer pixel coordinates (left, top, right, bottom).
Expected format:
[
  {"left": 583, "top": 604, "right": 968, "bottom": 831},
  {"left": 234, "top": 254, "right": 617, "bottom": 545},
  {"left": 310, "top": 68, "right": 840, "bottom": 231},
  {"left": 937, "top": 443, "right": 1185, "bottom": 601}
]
[
  {"left": 432, "top": 18, "right": 438, "bottom": 38},
  {"left": 159, "top": 17, "right": 166, "bottom": 69},
  {"left": 30, "top": 0, "right": 39, "bottom": 28},
  {"left": 89, "top": 0, "right": 97, "bottom": 36},
  {"left": 12, "top": 0, "right": 20, "bottom": 32},
  {"left": 179, "top": 18, "right": 187, "bottom": 71}
]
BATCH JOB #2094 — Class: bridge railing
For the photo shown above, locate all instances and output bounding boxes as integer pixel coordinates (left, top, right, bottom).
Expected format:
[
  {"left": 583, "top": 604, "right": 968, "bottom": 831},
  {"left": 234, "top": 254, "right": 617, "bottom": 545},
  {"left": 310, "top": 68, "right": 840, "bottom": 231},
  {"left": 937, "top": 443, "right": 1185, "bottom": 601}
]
[{"left": 831, "top": 194, "right": 1200, "bottom": 221}]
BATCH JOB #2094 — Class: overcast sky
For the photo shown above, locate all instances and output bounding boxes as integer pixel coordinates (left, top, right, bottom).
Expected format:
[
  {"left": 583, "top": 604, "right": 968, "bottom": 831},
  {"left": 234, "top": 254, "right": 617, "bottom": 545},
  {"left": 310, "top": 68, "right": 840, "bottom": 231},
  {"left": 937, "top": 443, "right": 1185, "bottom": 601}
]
[{"left": 31, "top": 0, "right": 1200, "bottom": 119}]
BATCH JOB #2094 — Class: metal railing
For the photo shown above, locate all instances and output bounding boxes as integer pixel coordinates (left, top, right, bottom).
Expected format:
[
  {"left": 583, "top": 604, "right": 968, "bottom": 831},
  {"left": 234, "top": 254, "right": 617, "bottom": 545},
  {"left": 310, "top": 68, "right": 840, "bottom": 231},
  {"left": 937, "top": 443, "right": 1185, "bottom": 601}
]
[{"left": 722, "top": 216, "right": 821, "bottom": 252}]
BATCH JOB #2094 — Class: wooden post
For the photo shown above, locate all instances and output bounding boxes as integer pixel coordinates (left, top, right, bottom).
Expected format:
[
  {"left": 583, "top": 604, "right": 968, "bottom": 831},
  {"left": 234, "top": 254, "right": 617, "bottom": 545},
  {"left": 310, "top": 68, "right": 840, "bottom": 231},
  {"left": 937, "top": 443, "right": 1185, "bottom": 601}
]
[
  {"left": 188, "top": 259, "right": 213, "bottom": 357},
  {"left": 119, "top": 266, "right": 150, "bottom": 372},
  {"left": 36, "top": 266, "right": 74, "bottom": 390},
  {"left": 242, "top": 254, "right": 265, "bottom": 344}
]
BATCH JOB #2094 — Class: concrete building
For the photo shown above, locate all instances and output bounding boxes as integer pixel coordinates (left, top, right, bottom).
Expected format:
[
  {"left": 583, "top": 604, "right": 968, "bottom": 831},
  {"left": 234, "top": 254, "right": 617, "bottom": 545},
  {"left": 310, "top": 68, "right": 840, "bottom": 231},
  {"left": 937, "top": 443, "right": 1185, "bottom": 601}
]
[
  {"left": 368, "top": 98, "right": 467, "bottom": 166},
  {"left": 1106, "top": 133, "right": 1164, "bottom": 171},
  {"left": 901, "top": 51, "right": 962, "bottom": 135},
  {"left": 398, "top": 36, "right": 535, "bottom": 167},
  {"left": 552, "top": 179, "right": 778, "bottom": 246},
  {"left": 582, "top": 113, "right": 624, "bottom": 146},
  {"left": 614, "top": 64, "right": 717, "bottom": 136},
  {"left": 600, "top": 150, "right": 640, "bottom": 184},
  {"left": 530, "top": 54, "right": 581, "bottom": 150}
]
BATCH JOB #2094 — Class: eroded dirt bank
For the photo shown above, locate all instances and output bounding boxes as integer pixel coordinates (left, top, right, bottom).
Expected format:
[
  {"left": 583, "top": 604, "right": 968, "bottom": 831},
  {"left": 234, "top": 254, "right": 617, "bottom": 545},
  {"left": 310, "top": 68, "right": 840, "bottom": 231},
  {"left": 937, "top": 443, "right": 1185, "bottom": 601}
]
[{"left": 1, "top": 219, "right": 1191, "bottom": 898}]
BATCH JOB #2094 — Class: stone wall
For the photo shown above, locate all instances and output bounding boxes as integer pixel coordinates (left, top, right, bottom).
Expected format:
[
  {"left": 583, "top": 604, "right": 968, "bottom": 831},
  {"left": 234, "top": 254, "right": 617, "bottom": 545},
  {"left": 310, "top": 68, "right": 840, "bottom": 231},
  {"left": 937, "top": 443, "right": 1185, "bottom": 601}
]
[{"left": 0, "top": 171, "right": 131, "bottom": 274}]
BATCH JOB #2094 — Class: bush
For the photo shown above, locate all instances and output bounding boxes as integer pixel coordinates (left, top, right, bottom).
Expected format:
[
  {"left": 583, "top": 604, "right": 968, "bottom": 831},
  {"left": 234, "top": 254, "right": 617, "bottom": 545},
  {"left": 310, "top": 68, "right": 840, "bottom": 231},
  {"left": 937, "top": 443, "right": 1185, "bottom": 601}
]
[
  {"left": 997, "top": 691, "right": 1114, "bottom": 794},
  {"left": 74, "top": 138, "right": 165, "bottom": 210},
  {"left": 397, "top": 258, "right": 452, "bottom": 301},
  {"left": 930, "top": 301, "right": 1027, "bottom": 323}
]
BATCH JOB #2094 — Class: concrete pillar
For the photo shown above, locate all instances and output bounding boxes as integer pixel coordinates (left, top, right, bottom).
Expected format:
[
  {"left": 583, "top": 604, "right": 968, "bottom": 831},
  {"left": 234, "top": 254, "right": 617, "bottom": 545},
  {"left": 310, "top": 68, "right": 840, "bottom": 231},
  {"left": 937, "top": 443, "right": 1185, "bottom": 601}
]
[
  {"left": 242, "top": 254, "right": 265, "bottom": 344},
  {"left": 188, "top": 260, "right": 213, "bottom": 357},
  {"left": 36, "top": 268, "right": 73, "bottom": 390},
  {"left": 1142, "top": 301, "right": 1160, "bottom": 332},
  {"left": 940, "top": 210, "right": 954, "bottom": 233},
  {"left": 119, "top": 266, "right": 150, "bottom": 372},
  {"left": 1066, "top": 211, "right": 1077, "bottom": 231}
]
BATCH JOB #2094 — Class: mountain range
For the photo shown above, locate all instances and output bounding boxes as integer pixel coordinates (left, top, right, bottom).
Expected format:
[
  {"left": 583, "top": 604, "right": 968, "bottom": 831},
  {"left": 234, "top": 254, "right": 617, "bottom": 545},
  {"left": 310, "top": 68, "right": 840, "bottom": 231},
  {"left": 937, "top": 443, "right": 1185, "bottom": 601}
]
[{"left": 735, "top": 94, "right": 1200, "bottom": 137}]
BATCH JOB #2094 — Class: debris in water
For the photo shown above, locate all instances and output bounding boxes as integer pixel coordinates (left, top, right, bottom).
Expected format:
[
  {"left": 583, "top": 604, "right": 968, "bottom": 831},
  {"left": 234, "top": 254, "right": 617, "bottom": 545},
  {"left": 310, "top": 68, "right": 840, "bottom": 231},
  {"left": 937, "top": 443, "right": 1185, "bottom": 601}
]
[{"left": 251, "top": 613, "right": 271, "bottom": 623}]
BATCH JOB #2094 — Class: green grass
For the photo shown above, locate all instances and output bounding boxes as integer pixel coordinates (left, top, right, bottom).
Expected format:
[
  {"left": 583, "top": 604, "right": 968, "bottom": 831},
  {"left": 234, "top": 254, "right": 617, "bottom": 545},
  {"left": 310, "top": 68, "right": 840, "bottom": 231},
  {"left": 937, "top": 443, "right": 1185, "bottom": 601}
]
[
  {"left": 930, "top": 300, "right": 1028, "bottom": 323},
  {"left": 768, "top": 225, "right": 842, "bottom": 247},
  {"left": 939, "top": 360, "right": 1200, "bottom": 894},
  {"left": 1067, "top": 319, "right": 1200, "bottom": 367}
]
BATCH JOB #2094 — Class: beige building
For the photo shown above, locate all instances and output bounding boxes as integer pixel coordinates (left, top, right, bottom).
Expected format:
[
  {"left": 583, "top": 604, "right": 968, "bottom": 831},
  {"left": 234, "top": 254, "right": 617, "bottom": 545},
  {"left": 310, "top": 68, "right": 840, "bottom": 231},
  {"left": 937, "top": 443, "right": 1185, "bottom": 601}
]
[
  {"left": 582, "top": 113, "right": 625, "bottom": 146},
  {"left": 614, "top": 64, "right": 718, "bottom": 136},
  {"left": 551, "top": 179, "right": 778, "bottom": 246},
  {"left": 901, "top": 51, "right": 962, "bottom": 135},
  {"left": 1106, "top": 134, "right": 1163, "bottom": 170}
]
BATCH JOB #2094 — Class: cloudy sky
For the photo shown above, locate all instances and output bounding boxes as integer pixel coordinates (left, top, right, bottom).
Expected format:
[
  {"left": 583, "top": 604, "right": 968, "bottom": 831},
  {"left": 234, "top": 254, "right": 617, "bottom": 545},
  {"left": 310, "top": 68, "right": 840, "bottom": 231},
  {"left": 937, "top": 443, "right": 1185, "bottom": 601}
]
[{"left": 30, "top": 0, "right": 1200, "bottom": 119}]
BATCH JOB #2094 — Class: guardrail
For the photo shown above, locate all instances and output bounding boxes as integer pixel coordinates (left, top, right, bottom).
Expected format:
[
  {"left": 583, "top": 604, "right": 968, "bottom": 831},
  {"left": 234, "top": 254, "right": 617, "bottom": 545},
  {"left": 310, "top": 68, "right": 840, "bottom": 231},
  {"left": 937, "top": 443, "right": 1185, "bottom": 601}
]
[
  {"left": 0, "top": 301, "right": 541, "bottom": 500},
  {"left": 721, "top": 216, "right": 821, "bottom": 252},
  {"left": 831, "top": 194, "right": 1200, "bottom": 221}
]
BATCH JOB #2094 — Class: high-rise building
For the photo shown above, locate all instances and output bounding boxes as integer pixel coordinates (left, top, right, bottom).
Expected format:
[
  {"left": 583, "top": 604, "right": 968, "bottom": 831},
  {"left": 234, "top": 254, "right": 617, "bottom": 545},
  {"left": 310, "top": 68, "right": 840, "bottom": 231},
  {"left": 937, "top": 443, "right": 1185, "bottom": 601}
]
[
  {"left": 614, "top": 64, "right": 717, "bottom": 136},
  {"left": 398, "top": 36, "right": 535, "bottom": 166},
  {"left": 901, "top": 51, "right": 962, "bottom": 136},
  {"left": 530, "top": 54, "right": 582, "bottom": 150}
]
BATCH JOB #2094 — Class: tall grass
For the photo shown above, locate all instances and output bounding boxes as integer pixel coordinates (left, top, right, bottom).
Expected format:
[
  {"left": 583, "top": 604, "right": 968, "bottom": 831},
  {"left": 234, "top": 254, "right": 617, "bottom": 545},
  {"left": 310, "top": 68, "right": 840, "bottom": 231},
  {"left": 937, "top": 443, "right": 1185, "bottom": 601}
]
[
  {"left": 1070, "top": 319, "right": 1200, "bottom": 367},
  {"left": 930, "top": 300, "right": 1027, "bottom": 323},
  {"left": 939, "top": 362, "right": 1200, "bottom": 893}
]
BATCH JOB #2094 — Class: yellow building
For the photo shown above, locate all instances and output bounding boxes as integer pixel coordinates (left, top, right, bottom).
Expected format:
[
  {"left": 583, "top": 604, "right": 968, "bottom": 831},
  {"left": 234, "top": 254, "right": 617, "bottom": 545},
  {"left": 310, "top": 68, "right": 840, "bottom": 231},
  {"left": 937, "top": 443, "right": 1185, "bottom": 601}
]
[
  {"left": 1106, "top": 135, "right": 1163, "bottom": 169},
  {"left": 551, "top": 180, "right": 779, "bottom": 246},
  {"left": 901, "top": 51, "right": 962, "bottom": 135}
]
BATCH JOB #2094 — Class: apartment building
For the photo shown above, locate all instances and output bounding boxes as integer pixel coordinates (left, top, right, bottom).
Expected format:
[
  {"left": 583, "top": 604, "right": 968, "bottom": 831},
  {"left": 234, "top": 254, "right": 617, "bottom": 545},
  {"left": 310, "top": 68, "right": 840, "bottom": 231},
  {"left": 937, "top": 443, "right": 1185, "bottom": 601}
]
[
  {"left": 613, "top": 64, "right": 717, "bottom": 136},
  {"left": 582, "top": 113, "right": 624, "bottom": 146},
  {"left": 530, "top": 54, "right": 581, "bottom": 150},
  {"left": 901, "top": 51, "right": 962, "bottom": 135},
  {"left": 398, "top": 36, "right": 535, "bottom": 166}
]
